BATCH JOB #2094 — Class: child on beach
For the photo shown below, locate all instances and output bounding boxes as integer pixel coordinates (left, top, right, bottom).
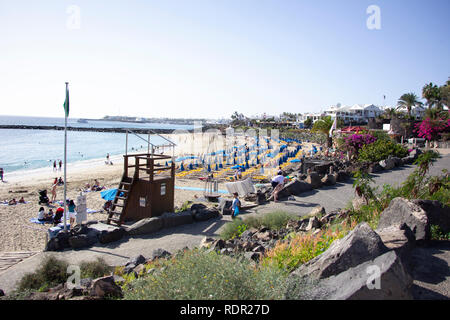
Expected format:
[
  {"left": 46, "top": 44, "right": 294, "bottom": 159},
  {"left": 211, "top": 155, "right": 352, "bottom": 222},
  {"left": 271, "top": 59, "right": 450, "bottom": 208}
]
[
  {"left": 229, "top": 192, "right": 241, "bottom": 219},
  {"left": 68, "top": 200, "right": 76, "bottom": 226}
]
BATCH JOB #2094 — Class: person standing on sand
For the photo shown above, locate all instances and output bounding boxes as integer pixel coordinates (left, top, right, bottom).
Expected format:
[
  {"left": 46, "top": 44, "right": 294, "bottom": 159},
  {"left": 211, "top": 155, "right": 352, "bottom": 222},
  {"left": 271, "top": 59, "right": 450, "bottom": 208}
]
[
  {"left": 51, "top": 183, "right": 57, "bottom": 203},
  {"left": 53, "top": 160, "right": 57, "bottom": 172},
  {"left": 59, "top": 160, "right": 62, "bottom": 171},
  {"left": 0, "top": 167, "right": 4, "bottom": 182}
]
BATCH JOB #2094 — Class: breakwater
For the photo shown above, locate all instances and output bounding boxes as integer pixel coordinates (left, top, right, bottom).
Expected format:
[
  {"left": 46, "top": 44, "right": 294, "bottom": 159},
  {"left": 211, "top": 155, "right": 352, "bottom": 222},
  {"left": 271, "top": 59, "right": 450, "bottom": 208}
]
[{"left": 0, "top": 125, "right": 193, "bottom": 134}]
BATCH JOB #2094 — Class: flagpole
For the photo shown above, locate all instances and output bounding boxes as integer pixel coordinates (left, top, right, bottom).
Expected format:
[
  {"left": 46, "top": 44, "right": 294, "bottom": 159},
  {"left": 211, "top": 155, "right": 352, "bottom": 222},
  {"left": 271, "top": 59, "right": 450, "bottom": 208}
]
[{"left": 63, "top": 82, "right": 68, "bottom": 231}]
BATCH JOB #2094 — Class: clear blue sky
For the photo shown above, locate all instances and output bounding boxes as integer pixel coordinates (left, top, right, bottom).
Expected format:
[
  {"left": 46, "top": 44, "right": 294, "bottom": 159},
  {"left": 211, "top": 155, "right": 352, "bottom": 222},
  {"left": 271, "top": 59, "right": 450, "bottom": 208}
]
[{"left": 1, "top": 0, "right": 449, "bottom": 119}]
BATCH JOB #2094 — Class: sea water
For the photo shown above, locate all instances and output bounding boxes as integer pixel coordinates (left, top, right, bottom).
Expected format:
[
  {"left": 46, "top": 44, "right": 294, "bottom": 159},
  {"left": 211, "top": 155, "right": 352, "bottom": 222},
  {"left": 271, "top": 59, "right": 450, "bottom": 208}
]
[{"left": 0, "top": 116, "right": 193, "bottom": 173}]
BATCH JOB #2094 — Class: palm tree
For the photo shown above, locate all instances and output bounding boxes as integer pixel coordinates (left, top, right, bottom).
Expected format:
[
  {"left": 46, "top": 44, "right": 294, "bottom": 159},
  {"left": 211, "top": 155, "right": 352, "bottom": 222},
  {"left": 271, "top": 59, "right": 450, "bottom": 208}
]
[
  {"left": 312, "top": 116, "right": 334, "bottom": 147},
  {"left": 397, "top": 93, "right": 423, "bottom": 117},
  {"left": 422, "top": 82, "right": 441, "bottom": 109}
]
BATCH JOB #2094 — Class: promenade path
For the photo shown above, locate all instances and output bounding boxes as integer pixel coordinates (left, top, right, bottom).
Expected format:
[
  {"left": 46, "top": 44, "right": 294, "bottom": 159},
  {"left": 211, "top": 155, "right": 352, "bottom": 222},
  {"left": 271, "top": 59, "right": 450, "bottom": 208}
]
[{"left": 0, "top": 153, "right": 448, "bottom": 295}]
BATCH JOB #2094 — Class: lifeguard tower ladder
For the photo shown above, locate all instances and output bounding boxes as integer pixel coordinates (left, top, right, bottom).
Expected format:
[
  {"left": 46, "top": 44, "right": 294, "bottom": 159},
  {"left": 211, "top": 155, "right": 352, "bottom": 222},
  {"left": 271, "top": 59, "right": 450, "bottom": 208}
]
[{"left": 107, "top": 130, "right": 176, "bottom": 226}]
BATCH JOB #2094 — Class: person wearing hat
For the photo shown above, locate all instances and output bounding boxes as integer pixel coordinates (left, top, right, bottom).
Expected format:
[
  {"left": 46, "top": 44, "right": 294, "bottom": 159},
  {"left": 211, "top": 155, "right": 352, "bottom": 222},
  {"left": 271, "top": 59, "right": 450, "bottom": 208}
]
[{"left": 229, "top": 192, "right": 241, "bottom": 219}]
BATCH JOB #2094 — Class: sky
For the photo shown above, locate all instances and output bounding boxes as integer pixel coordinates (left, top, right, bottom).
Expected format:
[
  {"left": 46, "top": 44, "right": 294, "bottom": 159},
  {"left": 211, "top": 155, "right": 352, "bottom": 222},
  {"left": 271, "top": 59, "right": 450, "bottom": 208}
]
[{"left": 0, "top": 0, "right": 449, "bottom": 119}]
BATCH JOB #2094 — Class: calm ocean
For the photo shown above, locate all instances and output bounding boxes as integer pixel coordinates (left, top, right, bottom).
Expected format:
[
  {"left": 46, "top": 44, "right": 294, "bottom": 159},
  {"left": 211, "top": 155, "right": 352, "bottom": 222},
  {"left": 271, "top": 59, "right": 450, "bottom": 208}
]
[{"left": 0, "top": 116, "right": 193, "bottom": 173}]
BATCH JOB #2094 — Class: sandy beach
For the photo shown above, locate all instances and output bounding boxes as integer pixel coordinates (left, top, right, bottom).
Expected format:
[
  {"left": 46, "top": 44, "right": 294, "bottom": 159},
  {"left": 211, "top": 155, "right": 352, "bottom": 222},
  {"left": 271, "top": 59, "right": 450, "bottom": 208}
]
[{"left": 0, "top": 132, "right": 309, "bottom": 252}]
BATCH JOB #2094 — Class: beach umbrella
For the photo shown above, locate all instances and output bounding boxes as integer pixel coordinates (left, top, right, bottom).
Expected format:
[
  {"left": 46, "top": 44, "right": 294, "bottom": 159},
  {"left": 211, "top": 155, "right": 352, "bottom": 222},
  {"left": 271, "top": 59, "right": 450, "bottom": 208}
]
[
  {"left": 207, "top": 164, "right": 211, "bottom": 172},
  {"left": 215, "top": 163, "right": 219, "bottom": 171},
  {"left": 219, "top": 163, "right": 223, "bottom": 169},
  {"left": 189, "top": 163, "right": 193, "bottom": 170},
  {"left": 180, "top": 163, "right": 185, "bottom": 171},
  {"left": 290, "top": 159, "right": 301, "bottom": 163}
]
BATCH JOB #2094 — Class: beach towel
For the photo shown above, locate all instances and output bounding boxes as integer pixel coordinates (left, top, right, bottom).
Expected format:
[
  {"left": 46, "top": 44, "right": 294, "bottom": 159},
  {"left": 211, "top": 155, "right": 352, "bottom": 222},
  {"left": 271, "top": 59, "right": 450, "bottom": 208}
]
[
  {"left": 30, "top": 218, "right": 45, "bottom": 225},
  {"left": 87, "top": 209, "right": 100, "bottom": 214}
]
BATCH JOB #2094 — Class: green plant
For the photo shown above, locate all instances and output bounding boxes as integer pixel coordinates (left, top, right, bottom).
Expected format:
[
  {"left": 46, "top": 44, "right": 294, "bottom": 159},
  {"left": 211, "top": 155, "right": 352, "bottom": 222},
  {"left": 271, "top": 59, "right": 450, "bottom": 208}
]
[
  {"left": 430, "top": 225, "right": 450, "bottom": 240},
  {"left": 80, "top": 258, "right": 112, "bottom": 279},
  {"left": 220, "top": 218, "right": 248, "bottom": 240},
  {"left": 352, "top": 170, "right": 377, "bottom": 205},
  {"left": 358, "top": 139, "right": 408, "bottom": 163},
  {"left": 260, "top": 211, "right": 294, "bottom": 230},
  {"left": 18, "top": 256, "right": 69, "bottom": 292},
  {"left": 122, "top": 249, "right": 287, "bottom": 300},
  {"left": 175, "top": 201, "right": 193, "bottom": 213}
]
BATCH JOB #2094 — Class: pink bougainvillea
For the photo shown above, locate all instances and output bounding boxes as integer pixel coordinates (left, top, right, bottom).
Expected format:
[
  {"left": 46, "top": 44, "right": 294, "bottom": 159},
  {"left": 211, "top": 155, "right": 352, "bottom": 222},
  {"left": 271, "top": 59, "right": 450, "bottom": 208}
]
[
  {"left": 340, "top": 133, "right": 377, "bottom": 157},
  {"left": 415, "top": 117, "right": 450, "bottom": 141}
]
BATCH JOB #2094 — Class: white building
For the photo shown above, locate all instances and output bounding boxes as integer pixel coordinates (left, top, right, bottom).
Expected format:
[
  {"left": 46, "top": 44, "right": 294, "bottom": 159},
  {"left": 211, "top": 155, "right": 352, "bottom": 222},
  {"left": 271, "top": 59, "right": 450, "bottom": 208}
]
[
  {"left": 324, "top": 104, "right": 383, "bottom": 124},
  {"left": 396, "top": 105, "right": 426, "bottom": 119}
]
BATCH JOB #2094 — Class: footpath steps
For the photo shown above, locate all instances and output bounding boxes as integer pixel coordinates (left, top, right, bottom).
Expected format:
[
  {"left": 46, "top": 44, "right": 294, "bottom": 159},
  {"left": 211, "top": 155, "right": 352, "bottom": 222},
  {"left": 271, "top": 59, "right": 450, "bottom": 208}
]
[{"left": 0, "top": 251, "right": 39, "bottom": 274}]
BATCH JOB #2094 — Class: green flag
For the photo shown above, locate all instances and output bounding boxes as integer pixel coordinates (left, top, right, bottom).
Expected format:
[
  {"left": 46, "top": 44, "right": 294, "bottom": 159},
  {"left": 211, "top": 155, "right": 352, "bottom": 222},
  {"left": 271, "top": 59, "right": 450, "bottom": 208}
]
[{"left": 63, "top": 83, "right": 69, "bottom": 117}]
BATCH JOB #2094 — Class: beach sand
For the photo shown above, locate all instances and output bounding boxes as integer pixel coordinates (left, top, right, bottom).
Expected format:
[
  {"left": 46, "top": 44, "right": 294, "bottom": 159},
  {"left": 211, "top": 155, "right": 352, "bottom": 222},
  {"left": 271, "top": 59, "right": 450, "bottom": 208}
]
[{"left": 0, "top": 132, "right": 308, "bottom": 252}]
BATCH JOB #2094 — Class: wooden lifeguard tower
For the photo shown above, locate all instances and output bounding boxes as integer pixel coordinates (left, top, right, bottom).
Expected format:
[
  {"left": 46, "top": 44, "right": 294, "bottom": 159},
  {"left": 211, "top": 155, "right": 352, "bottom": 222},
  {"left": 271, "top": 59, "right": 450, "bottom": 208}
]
[{"left": 107, "top": 130, "right": 176, "bottom": 226}]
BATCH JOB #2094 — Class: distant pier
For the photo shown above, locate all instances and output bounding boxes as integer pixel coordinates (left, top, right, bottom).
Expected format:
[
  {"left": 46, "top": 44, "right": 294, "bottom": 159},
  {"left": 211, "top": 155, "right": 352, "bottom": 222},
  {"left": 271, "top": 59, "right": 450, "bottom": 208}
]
[{"left": 0, "top": 125, "right": 193, "bottom": 134}]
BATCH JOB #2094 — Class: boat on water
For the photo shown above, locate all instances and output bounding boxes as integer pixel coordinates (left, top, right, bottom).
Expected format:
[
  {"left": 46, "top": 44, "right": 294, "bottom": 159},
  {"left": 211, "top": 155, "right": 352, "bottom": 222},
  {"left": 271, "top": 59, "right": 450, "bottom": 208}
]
[{"left": 77, "top": 118, "right": 88, "bottom": 123}]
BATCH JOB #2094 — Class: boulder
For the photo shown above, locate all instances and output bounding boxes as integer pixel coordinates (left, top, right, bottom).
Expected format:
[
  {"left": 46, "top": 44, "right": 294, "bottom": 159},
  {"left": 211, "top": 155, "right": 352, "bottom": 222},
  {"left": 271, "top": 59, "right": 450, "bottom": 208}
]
[
  {"left": 376, "top": 224, "right": 415, "bottom": 271},
  {"left": 293, "top": 223, "right": 388, "bottom": 280},
  {"left": 199, "top": 237, "right": 216, "bottom": 249},
  {"left": 68, "top": 234, "right": 94, "bottom": 249},
  {"left": 191, "top": 203, "right": 207, "bottom": 213},
  {"left": 321, "top": 174, "right": 336, "bottom": 186},
  {"left": 390, "top": 156, "right": 402, "bottom": 167},
  {"left": 277, "top": 179, "right": 313, "bottom": 198},
  {"left": 308, "top": 206, "right": 325, "bottom": 217},
  {"left": 219, "top": 200, "right": 233, "bottom": 215},
  {"left": 379, "top": 158, "right": 395, "bottom": 170},
  {"left": 98, "top": 228, "right": 125, "bottom": 244},
  {"left": 401, "top": 156, "right": 415, "bottom": 165},
  {"left": 306, "top": 172, "right": 322, "bottom": 189},
  {"left": 162, "top": 211, "right": 193, "bottom": 229},
  {"left": 285, "top": 251, "right": 413, "bottom": 300},
  {"left": 152, "top": 248, "right": 172, "bottom": 260},
  {"left": 412, "top": 199, "right": 450, "bottom": 234},
  {"left": 90, "top": 276, "right": 123, "bottom": 299},
  {"left": 305, "top": 217, "right": 321, "bottom": 231},
  {"left": 193, "top": 208, "right": 220, "bottom": 222},
  {"left": 125, "top": 217, "right": 164, "bottom": 236},
  {"left": 368, "top": 162, "right": 383, "bottom": 173},
  {"left": 127, "top": 254, "right": 146, "bottom": 266},
  {"left": 336, "top": 170, "right": 350, "bottom": 182},
  {"left": 377, "top": 198, "right": 430, "bottom": 243}
]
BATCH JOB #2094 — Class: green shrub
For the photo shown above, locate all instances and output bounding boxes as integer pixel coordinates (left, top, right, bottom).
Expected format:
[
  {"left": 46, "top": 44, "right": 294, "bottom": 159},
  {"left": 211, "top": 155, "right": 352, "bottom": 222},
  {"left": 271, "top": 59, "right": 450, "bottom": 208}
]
[
  {"left": 358, "top": 139, "right": 408, "bottom": 163},
  {"left": 18, "top": 256, "right": 69, "bottom": 292},
  {"left": 80, "top": 258, "right": 112, "bottom": 279},
  {"left": 261, "top": 211, "right": 294, "bottom": 230},
  {"left": 122, "top": 249, "right": 287, "bottom": 300},
  {"left": 220, "top": 218, "right": 248, "bottom": 240},
  {"left": 220, "top": 211, "right": 296, "bottom": 241},
  {"left": 431, "top": 225, "right": 450, "bottom": 240}
]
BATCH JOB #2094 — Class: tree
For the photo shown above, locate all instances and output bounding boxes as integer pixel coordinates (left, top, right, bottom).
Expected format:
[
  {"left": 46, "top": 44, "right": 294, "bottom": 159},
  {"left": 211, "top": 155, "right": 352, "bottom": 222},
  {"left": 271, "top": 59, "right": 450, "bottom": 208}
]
[
  {"left": 422, "top": 82, "right": 442, "bottom": 109},
  {"left": 440, "top": 77, "right": 450, "bottom": 108},
  {"left": 311, "top": 116, "right": 334, "bottom": 147},
  {"left": 397, "top": 93, "right": 423, "bottom": 117},
  {"left": 303, "top": 118, "right": 313, "bottom": 129}
]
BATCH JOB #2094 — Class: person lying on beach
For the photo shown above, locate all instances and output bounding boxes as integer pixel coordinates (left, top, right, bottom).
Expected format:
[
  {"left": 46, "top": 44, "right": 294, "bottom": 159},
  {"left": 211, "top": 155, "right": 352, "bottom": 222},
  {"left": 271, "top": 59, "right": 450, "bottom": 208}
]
[
  {"left": 18, "top": 197, "right": 25, "bottom": 203},
  {"left": 91, "top": 179, "right": 104, "bottom": 191},
  {"left": 38, "top": 207, "right": 53, "bottom": 222},
  {"left": 8, "top": 198, "right": 17, "bottom": 205}
]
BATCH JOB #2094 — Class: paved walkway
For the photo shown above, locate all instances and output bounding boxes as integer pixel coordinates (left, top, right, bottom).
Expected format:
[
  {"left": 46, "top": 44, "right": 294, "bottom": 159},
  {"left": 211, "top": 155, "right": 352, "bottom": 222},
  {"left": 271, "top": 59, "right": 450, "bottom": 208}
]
[{"left": 0, "top": 154, "right": 449, "bottom": 295}]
